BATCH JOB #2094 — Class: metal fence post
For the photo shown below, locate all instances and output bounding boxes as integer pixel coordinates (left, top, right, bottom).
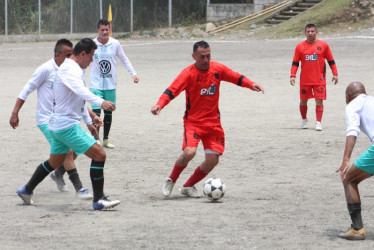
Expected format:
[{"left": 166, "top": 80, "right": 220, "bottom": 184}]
[
  {"left": 70, "top": 0, "right": 73, "bottom": 33},
  {"left": 131, "top": 0, "right": 133, "bottom": 33},
  {"left": 5, "top": 0, "right": 7, "bottom": 36},
  {"left": 38, "top": 0, "right": 41, "bottom": 36},
  {"left": 100, "top": 0, "right": 103, "bottom": 19},
  {"left": 169, "top": 0, "right": 172, "bottom": 27}
]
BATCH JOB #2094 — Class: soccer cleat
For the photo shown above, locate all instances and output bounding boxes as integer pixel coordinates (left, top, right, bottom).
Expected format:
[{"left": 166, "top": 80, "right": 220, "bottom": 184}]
[
  {"left": 50, "top": 171, "right": 68, "bottom": 192},
  {"left": 301, "top": 119, "right": 308, "bottom": 129},
  {"left": 162, "top": 178, "right": 175, "bottom": 197},
  {"left": 338, "top": 226, "right": 366, "bottom": 240},
  {"left": 16, "top": 186, "right": 33, "bottom": 205},
  {"left": 181, "top": 186, "right": 201, "bottom": 198},
  {"left": 93, "top": 196, "right": 120, "bottom": 210},
  {"left": 103, "top": 140, "right": 115, "bottom": 149},
  {"left": 315, "top": 121, "right": 323, "bottom": 131},
  {"left": 76, "top": 187, "right": 93, "bottom": 200}
]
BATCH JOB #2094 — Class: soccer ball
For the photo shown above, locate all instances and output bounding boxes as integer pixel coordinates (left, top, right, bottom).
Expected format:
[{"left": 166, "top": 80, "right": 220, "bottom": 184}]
[{"left": 203, "top": 178, "right": 226, "bottom": 200}]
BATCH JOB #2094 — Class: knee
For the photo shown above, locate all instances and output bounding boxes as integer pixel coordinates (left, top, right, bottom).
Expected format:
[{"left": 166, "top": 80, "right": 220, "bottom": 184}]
[
  {"left": 94, "top": 148, "right": 106, "bottom": 162},
  {"left": 183, "top": 148, "right": 197, "bottom": 161}
]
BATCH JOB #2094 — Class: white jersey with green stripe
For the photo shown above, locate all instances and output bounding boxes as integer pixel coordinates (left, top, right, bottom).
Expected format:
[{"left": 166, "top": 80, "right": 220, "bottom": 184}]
[
  {"left": 49, "top": 58, "right": 104, "bottom": 131},
  {"left": 89, "top": 37, "right": 136, "bottom": 90},
  {"left": 18, "top": 58, "right": 56, "bottom": 126}
]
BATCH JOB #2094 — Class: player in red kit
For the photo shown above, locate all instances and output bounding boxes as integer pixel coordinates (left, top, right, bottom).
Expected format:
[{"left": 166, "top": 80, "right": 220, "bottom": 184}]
[
  {"left": 151, "top": 41, "right": 264, "bottom": 198},
  {"left": 290, "top": 23, "right": 338, "bottom": 131}
]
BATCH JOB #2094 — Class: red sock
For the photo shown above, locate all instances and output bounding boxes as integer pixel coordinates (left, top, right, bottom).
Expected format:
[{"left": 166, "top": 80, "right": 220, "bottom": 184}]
[
  {"left": 169, "top": 161, "right": 186, "bottom": 183},
  {"left": 183, "top": 166, "right": 207, "bottom": 187},
  {"left": 300, "top": 105, "right": 307, "bottom": 119},
  {"left": 316, "top": 105, "right": 324, "bottom": 122}
]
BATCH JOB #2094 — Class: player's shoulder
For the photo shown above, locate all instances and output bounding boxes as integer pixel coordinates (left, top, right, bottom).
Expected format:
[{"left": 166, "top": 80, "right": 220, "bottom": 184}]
[{"left": 36, "top": 58, "right": 56, "bottom": 73}]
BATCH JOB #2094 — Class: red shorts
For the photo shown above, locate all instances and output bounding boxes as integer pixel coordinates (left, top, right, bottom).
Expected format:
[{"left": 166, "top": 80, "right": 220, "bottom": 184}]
[
  {"left": 183, "top": 124, "right": 225, "bottom": 155},
  {"left": 300, "top": 85, "right": 326, "bottom": 100}
]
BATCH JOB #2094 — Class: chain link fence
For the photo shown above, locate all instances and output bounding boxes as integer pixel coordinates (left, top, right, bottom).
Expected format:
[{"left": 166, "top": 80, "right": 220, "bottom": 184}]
[{"left": 0, "top": 0, "right": 214, "bottom": 35}]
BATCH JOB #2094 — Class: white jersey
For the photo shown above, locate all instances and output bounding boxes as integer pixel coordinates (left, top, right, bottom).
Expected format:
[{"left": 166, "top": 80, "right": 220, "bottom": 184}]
[
  {"left": 345, "top": 94, "right": 374, "bottom": 143},
  {"left": 49, "top": 58, "right": 104, "bottom": 131},
  {"left": 18, "top": 58, "right": 56, "bottom": 126},
  {"left": 89, "top": 37, "right": 137, "bottom": 90}
]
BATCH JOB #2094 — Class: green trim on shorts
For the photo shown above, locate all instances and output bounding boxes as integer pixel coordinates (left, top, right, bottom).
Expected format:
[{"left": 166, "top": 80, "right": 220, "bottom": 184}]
[
  {"left": 355, "top": 144, "right": 374, "bottom": 175},
  {"left": 90, "top": 88, "right": 116, "bottom": 110},
  {"left": 50, "top": 124, "right": 96, "bottom": 155}
]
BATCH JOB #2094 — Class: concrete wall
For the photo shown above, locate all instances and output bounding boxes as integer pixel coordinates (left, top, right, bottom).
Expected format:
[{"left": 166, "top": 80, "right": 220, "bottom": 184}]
[{"left": 207, "top": 0, "right": 284, "bottom": 22}]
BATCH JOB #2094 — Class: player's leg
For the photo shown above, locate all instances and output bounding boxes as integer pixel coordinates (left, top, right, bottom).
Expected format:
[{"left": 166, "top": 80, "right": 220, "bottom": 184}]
[
  {"left": 16, "top": 154, "right": 66, "bottom": 205},
  {"left": 339, "top": 146, "right": 374, "bottom": 240},
  {"left": 181, "top": 126, "right": 223, "bottom": 198},
  {"left": 162, "top": 125, "right": 199, "bottom": 197},
  {"left": 65, "top": 124, "right": 119, "bottom": 210},
  {"left": 299, "top": 85, "right": 311, "bottom": 129},
  {"left": 338, "top": 164, "right": 370, "bottom": 240},
  {"left": 102, "top": 89, "right": 116, "bottom": 149},
  {"left": 314, "top": 85, "right": 326, "bottom": 131},
  {"left": 63, "top": 149, "right": 93, "bottom": 199}
]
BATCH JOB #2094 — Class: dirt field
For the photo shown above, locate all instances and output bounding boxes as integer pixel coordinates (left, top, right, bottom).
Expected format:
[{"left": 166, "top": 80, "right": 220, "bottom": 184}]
[{"left": 1, "top": 36, "right": 374, "bottom": 249}]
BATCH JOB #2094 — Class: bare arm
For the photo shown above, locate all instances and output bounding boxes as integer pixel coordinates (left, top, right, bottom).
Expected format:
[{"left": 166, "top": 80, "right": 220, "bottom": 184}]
[
  {"left": 336, "top": 135, "right": 357, "bottom": 180},
  {"left": 10, "top": 98, "right": 25, "bottom": 129}
]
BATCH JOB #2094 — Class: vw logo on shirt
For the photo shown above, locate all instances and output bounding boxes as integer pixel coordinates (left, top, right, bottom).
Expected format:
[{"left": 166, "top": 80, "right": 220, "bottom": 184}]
[{"left": 99, "top": 60, "right": 111, "bottom": 75}]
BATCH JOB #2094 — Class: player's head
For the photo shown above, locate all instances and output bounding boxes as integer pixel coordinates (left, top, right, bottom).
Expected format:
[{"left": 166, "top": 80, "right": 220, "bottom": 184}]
[
  {"left": 73, "top": 38, "right": 98, "bottom": 69},
  {"left": 304, "top": 23, "right": 318, "bottom": 42},
  {"left": 346, "top": 82, "right": 366, "bottom": 104},
  {"left": 97, "top": 19, "right": 110, "bottom": 41},
  {"left": 54, "top": 39, "right": 73, "bottom": 66},
  {"left": 192, "top": 40, "right": 211, "bottom": 71}
]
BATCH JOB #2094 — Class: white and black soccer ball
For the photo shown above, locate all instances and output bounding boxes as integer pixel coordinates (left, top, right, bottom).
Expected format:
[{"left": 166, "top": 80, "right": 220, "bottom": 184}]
[{"left": 203, "top": 178, "right": 226, "bottom": 200}]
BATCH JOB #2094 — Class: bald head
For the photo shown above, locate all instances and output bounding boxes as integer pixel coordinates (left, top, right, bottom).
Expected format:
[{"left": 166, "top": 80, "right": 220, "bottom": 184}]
[{"left": 346, "top": 81, "right": 366, "bottom": 104}]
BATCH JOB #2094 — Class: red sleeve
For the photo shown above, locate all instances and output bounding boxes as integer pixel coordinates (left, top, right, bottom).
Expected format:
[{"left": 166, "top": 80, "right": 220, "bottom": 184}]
[
  {"left": 219, "top": 63, "right": 254, "bottom": 89},
  {"left": 290, "top": 44, "right": 300, "bottom": 77},
  {"left": 156, "top": 67, "right": 190, "bottom": 108},
  {"left": 324, "top": 44, "right": 338, "bottom": 75}
]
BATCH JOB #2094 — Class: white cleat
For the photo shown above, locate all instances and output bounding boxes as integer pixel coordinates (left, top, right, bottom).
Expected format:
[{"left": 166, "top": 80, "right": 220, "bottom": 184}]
[
  {"left": 181, "top": 186, "right": 201, "bottom": 198},
  {"left": 315, "top": 121, "right": 323, "bottom": 131},
  {"left": 103, "top": 140, "right": 115, "bottom": 149},
  {"left": 76, "top": 188, "right": 93, "bottom": 200},
  {"left": 162, "top": 178, "right": 175, "bottom": 197},
  {"left": 301, "top": 119, "right": 308, "bottom": 129}
]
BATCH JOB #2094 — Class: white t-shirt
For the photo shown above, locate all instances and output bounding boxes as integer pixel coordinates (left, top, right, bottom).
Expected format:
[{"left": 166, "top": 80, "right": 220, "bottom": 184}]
[
  {"left": 345, "top": 94, "right": 374, "bottom": 143},
  {"left": 49, "top": 58, "right": 104, "bottom": 131},
  {"left": 18, "top": 58, "right": 56, "bottom": 126},
  {"left": 89, "top": 37, "right": 137, "bottom": 90}
]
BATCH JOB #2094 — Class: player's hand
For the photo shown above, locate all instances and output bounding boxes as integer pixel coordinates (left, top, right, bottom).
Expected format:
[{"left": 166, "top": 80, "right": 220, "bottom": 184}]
[
  {"left": 251, "top": 83, "right": 264, "bottom": 94},
  {"left": 93, "top": 116, "right": 103, "bottom": 127},
  {"left": 101, "top": 101, "right": 115, "bottom": 111},
  {"left": 87, "top": 124, "right": 99, "bottom": 139},
  {"left": 290, "top": 77, "right": 296, "bottom": 86},
  {"left": 332, "top": 75, "right": 338, "bottom": 85},
  {"left": 151, "top": 105, "right": 162, "bottom": 115},
  {"left": 133, "top": 75, "right": 139, "bottom": 83},
  {"left": 336, "top": 160, "right": 350, "bottom": 180},
  {"left": 9, "top": 113, "right": 19, "bottom": 129}
]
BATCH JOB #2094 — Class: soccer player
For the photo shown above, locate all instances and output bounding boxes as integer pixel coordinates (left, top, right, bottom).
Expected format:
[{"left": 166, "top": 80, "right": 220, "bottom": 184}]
[
  {"left": 151, "top": 40, "right": 264, "bottom": 198},
  {"left": 290, "top": 23, "right": 338, "bottom": 131},
  {"left": 16, "top": 38, "right": 120, "bottom": 210},
  {"left": 89, "top": 19, "right": 139, "bottom": 149},
  {"left": 10, "top": 39, "right": 93, "bottom": 199},
  {"left": 336, "top": 81, "right": 373, "bottom": 240}
]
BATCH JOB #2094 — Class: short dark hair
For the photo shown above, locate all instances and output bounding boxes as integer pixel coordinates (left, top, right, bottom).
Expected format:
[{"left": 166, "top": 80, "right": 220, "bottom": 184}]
[
  {"left": 54, "top": 39, "right": 73, "bottom": 56},
  {"left": 305, "top": 23, "right": 317, "bottom": 31},
  {"left": 193, "top": 40, "right": 210, "bottom": 53},
  {"left": 73, "top": 38, "right": 97, "bottom": 56},
  {"left": 97, "top": 19, "right": 110, "bottom": 28}
]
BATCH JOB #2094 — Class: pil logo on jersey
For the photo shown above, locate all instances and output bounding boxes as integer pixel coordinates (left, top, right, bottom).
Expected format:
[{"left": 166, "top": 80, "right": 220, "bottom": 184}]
[
  {"left": 305, "top": 53, "right": 318, "bottom": 61},
  {"left": 200, "top": 84, "right": 217, "bottom": 96}
]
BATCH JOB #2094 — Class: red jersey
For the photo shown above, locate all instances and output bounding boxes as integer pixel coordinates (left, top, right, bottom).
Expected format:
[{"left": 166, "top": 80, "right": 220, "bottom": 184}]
[
  {"left": 156, "top": 61, "right": 255, "bottom": 126},
  {"left": 291, "top": 40, "right": 337, "bottom": 85}
]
